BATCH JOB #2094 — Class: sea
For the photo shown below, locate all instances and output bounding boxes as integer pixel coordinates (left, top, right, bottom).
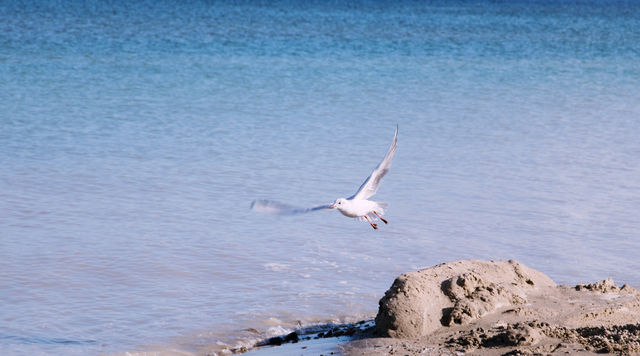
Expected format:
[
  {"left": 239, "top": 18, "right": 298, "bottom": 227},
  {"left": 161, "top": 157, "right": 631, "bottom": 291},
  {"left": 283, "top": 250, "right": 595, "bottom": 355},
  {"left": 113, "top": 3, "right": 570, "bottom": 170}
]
[{"left": 1, "top": 0, "right": 639, "bottom": 354}]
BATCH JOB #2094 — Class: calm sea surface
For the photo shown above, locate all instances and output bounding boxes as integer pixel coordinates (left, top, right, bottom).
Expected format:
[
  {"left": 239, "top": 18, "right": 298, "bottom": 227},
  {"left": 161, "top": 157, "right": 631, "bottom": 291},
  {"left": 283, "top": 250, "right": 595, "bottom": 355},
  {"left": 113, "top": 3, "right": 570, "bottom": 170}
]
[{"left": 1, "top": 1, "right": 639, "bottom": 354}]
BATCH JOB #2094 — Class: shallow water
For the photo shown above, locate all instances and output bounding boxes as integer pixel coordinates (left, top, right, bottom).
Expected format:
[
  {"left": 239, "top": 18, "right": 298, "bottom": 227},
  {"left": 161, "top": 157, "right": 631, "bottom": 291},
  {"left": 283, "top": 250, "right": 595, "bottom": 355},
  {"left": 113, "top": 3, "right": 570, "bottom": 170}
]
[{"left": 1, "top": 0, "right": 639, "bottom": 354}]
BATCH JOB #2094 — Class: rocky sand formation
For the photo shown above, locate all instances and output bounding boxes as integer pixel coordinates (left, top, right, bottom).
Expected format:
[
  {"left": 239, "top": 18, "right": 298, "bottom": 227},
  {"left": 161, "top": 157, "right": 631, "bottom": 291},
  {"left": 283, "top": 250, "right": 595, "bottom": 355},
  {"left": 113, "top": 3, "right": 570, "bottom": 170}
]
[
  {"left": 375, "top": 260, "right": 556, "bottom": 338},
  {"left": 346, "top": 259, "right": 640, "bottom": 355}
]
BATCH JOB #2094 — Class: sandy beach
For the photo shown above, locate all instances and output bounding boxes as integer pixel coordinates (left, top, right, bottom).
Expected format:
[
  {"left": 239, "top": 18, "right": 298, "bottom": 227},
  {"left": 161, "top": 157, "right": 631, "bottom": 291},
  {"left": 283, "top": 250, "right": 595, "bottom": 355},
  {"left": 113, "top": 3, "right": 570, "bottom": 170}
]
[{"left": 246, "top": 259, "right": 640, "bottom": 356}]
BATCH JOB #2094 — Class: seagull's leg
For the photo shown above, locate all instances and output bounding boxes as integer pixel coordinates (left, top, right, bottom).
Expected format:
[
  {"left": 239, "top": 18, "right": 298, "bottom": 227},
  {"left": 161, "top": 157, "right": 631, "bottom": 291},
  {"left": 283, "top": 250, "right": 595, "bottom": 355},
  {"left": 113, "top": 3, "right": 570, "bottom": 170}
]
[
  {"left": 373, "top": 211, "right": 388, "bottom": 224},
  {"left": 364, "top": 215, "right": 378, "bottom": 230}
]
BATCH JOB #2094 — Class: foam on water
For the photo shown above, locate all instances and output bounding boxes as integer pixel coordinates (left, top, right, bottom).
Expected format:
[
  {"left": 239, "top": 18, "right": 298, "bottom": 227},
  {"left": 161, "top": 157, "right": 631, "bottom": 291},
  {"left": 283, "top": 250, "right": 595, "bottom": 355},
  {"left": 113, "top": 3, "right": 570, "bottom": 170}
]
[{"left": 1, "top": 0, "right": 640, "bottom": 354}]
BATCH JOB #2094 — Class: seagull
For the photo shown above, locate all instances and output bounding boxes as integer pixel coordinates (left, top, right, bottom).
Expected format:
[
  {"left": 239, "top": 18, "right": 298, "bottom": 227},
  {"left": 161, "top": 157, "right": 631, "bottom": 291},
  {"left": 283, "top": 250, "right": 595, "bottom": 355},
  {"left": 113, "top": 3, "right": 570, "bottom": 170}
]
[{"left": 251, "top": 126, "right": 397, "bottom": 230}]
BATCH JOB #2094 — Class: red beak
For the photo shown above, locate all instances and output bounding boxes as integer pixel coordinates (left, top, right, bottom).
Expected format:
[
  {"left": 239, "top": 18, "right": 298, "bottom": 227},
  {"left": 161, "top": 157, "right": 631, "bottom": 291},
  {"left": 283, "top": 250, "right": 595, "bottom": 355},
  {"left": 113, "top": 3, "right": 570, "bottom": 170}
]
[{"left": 329, "top": 204, "right": 336, "bottom": 209}]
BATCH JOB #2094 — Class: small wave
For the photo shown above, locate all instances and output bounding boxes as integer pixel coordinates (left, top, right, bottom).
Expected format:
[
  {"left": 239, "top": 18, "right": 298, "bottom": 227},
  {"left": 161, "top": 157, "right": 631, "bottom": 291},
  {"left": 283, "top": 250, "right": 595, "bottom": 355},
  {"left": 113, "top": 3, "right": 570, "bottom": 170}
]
[
  {"left": 265, "top": 325, "right": 293, "bottom": 338},
  {"left": 263, "top": 263, "right": 291, "bottom": 272}
]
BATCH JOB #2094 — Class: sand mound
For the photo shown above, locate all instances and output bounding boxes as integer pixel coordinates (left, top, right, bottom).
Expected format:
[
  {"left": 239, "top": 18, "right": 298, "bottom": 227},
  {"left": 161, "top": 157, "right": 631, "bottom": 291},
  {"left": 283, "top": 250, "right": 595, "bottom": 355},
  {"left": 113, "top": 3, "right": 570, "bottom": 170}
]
[{"left": 376, "top": 259, "right": 556, "bottom": 338}]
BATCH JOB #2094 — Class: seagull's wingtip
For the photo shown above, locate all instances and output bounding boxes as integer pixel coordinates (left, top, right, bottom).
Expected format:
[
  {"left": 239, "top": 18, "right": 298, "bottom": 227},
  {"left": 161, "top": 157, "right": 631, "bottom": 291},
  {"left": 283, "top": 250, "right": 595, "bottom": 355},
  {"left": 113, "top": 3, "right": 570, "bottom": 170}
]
[
  {"left": 250, "top": 199, "right": 270, "bottom": 211},
  {"left": 393, "top": 125, "right": 398, "bottom": 144}
]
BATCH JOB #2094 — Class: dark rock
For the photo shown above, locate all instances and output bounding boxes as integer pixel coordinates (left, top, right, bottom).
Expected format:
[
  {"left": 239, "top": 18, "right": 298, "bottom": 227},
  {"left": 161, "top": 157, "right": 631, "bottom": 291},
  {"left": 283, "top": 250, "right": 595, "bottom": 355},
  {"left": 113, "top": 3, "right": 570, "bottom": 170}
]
[
  {"left": 283, "top": 331, "right": 299, "bottom": 343},
  {"left": 344, "top": 327, "right": 357, "bottom": 336},
  {"left": 264, "top": 336, "right": 283, "bottom": 346}
]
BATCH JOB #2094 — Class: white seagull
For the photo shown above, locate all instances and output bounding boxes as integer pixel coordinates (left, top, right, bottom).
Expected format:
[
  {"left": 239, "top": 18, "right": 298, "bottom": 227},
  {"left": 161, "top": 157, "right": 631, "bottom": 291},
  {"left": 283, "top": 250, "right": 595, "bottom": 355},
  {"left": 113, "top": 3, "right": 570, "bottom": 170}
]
[{"left": 251, "top": 126, "right": 397, "bottom": 230}]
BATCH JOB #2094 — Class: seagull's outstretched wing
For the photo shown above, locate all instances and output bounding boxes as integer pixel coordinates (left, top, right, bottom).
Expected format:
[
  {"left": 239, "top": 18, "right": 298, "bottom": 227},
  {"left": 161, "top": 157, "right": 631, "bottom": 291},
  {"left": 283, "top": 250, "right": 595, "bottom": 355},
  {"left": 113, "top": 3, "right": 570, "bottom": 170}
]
[
  {"left": 251, "top": 200, "right": 331, "bottom": 215},
  {"left": 348, "top": 126, "right": 398, "bottom": 201}
]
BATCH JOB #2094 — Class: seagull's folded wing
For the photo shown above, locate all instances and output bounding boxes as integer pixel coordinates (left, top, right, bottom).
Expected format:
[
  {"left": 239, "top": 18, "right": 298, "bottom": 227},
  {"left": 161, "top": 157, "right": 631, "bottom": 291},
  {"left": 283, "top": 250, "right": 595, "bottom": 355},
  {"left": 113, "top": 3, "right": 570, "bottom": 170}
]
[
  {"left": 251, "top": 200, "right": 331, "bottom": 215},
  {"left": 348, "top": 126, "right": 398, "bottom": 201}
]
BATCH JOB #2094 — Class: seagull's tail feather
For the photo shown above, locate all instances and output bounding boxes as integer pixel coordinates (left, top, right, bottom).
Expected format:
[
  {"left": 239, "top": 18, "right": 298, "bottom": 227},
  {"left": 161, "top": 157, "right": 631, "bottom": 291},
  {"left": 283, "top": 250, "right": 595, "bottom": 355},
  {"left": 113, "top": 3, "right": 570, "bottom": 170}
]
[
  {"left": 251, "top": 199, "right": 331, "bottom": 215},
  {"left": 370, "top": 202, "right": 388, "bottom": 217}
]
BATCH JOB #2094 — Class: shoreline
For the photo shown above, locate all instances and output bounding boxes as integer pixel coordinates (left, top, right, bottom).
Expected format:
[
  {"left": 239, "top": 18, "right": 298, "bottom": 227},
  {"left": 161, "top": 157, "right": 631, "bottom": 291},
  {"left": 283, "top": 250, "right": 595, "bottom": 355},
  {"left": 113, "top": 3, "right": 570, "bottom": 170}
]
[{"left": 242, "top": 260, "right": 640, "bottom": 356}]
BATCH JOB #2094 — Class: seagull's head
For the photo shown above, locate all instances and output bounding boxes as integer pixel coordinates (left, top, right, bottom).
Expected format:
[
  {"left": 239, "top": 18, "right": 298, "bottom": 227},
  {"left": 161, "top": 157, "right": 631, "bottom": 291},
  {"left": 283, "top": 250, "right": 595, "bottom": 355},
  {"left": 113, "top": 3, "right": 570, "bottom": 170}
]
[{"left": 329, "top": 198, "right": 347, "bottom": 210}]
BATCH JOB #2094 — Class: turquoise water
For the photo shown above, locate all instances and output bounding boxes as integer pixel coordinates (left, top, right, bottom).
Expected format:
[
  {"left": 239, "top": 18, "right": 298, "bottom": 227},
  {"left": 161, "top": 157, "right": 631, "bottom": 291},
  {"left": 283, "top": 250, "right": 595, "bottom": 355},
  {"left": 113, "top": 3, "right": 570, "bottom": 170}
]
[{"left": 1, "top": 1, "right": 639, "bottom": 354}]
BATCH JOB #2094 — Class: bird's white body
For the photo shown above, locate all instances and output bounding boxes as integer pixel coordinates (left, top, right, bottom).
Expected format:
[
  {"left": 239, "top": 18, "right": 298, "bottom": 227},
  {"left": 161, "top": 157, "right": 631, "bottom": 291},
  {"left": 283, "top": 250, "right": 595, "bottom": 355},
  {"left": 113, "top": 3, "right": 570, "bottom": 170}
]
[
  {"left": 252, "top": 126, "right": 397, "bottom": 230},
  {"left": 332, "top": 198, "right": 386, "bottom": 220}
]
